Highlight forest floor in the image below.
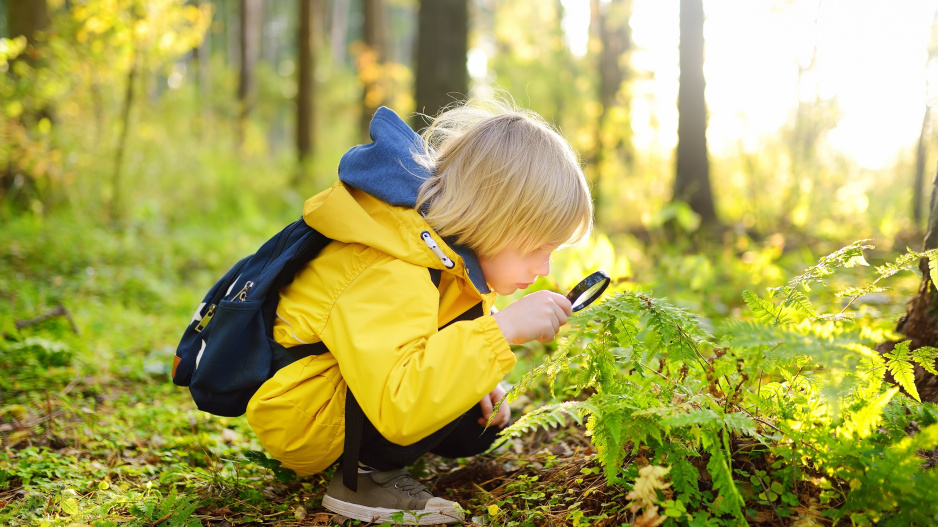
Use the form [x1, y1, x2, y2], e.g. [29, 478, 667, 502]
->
[0, 362, 834, 527]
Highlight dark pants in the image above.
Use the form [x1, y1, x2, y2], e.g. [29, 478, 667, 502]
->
[357, 404, 504, 471]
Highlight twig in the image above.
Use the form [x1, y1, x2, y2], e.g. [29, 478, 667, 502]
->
[151, 512, 173, 526]
[14, 304, 79, 334]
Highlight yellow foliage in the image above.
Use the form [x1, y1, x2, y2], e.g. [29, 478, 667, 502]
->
[626, 465, 671, 507]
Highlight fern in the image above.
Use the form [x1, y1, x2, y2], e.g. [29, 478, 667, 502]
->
[743, 289, 791, 326]
[496, 400, 591, 441]
[885, 341, 919, 402]
[781, 288, 819, 318]
[130, 488, 200, 527]
[912, 345, 938, 376]
[771, 240, 872, 293]
[835, 285, 888, 298]
[704, 429, 745, 518]
[493, 242, 938, 521]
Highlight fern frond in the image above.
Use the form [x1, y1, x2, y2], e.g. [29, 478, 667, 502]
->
[874, 248, 938, 280]
[722, 412, 759, 437]
[705, 429, 745, 517]
[885, 341, 919, 402]
[496, 400, 592, 441]
[771, 240, 873, 293]
[834, 285, 887, 299]
[815, 313, 855, 324]
[912, 346, 938, 376]
[782, 289, 819, 318]
[660, 408, 721, 428]
[742, 290, 791, 326]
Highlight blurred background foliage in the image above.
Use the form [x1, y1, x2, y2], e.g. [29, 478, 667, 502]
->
[1, 0, 936, 373]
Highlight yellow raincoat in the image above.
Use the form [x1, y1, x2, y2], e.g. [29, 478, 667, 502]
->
[246, 108, 516, 476]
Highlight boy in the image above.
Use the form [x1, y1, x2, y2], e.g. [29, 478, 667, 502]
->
[246, 98, 593, 524]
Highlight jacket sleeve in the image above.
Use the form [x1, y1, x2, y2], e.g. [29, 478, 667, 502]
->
[319, 253, 516, 446]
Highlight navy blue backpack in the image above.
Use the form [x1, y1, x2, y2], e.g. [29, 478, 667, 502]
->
[172, 217, 478, 490]
[171, 218, 332, 417]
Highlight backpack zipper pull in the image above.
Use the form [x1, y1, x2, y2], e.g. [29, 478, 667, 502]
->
[234, 281, 255, 301]
[194, 304, 216, 333]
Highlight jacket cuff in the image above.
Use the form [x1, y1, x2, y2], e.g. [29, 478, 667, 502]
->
[478, 315, 516, 372]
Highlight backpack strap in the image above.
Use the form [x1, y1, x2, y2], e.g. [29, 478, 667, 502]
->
[341, 266, 448, 491]
[343, 388, 366, 491]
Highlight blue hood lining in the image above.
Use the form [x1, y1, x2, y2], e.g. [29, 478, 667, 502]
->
[338, 107, 490, 295]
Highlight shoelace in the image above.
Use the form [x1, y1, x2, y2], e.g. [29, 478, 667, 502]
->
[391, 475, 428, 497]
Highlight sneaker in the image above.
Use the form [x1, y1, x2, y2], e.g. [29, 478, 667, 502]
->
[322, 467, 465, 525]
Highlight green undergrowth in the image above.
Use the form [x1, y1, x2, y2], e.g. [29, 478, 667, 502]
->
[3, 206, 938, 526]
[496, 241, 938, 525]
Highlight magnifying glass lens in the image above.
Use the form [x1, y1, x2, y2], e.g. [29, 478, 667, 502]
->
[566, 271, 611, 312]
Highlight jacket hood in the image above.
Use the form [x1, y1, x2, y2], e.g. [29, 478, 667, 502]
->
[306, 107, 489, 294]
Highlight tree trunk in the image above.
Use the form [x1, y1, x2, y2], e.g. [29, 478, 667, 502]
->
[238, 0, 262, 154]
[296, 0, 316, 170]
[7, 0, 49, 44]
[3, 0, 51, 201]
[359, 0, 387, 142]
[879, 165, 938, 402]
[589, 0, 631, 227]
[674, 0, 717, 227]
[330, 0, 350, 66]
[110, 37, 138, 226]
[195, 0, 212, 138]
[414, 0, 468, 122]
[913, 106, 930, 229]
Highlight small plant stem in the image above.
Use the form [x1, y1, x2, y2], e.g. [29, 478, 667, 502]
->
[755, 369, 764, 418]
[752, 469, 783, 524]
[785, 366, 805, 397]
[774, 289, 796, 325]
[151, 512, 173, 526]
[44, 390, 53, 441]
[839, 275, 885, 315]
[793, 441, 799, 496]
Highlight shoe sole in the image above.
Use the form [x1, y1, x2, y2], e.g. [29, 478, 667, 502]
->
[322, 494, 464, 525]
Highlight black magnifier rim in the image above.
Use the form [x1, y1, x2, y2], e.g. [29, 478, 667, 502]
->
[566, 270, 611, 312]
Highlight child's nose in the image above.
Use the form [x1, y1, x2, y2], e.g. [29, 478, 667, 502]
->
[532, 257, 551, 278]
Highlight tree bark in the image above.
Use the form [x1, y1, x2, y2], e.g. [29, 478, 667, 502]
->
[879, 165, 938, 402]
[589, 0, 631, 226]
[414, 0, 468, 122]
[913, 107, 930, 229]
[7, 0, 49, 44]
[674, 0, 717, 227]
[238, 0, 262, 154]
[359, 0, 387, 142]
[195, 0, 212, 138]
[3, 0, 51, 201]
[297, 0, 316, 169]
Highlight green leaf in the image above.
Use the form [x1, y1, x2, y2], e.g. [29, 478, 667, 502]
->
[661, 408, 720, 428]
[912, 346, 938, 376]
[742, 290, 790, 326]
[885, 341, 920, 402]
[61, 497, 80, 516]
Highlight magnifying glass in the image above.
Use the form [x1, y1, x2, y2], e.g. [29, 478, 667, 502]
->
[565, 270, 611, 312]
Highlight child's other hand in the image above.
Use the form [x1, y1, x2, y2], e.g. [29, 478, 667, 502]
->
[478, 384, 510, 428]
[492, 290, 572, 344]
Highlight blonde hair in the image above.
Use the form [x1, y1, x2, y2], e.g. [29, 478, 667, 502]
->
[415, 98, 593, 257]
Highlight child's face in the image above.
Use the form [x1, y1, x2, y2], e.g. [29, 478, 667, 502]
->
[478, 243, 556, 296]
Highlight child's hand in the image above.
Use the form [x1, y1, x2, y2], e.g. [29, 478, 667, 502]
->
[492, 290, 572, 344]
[478, 384, 510, 428]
